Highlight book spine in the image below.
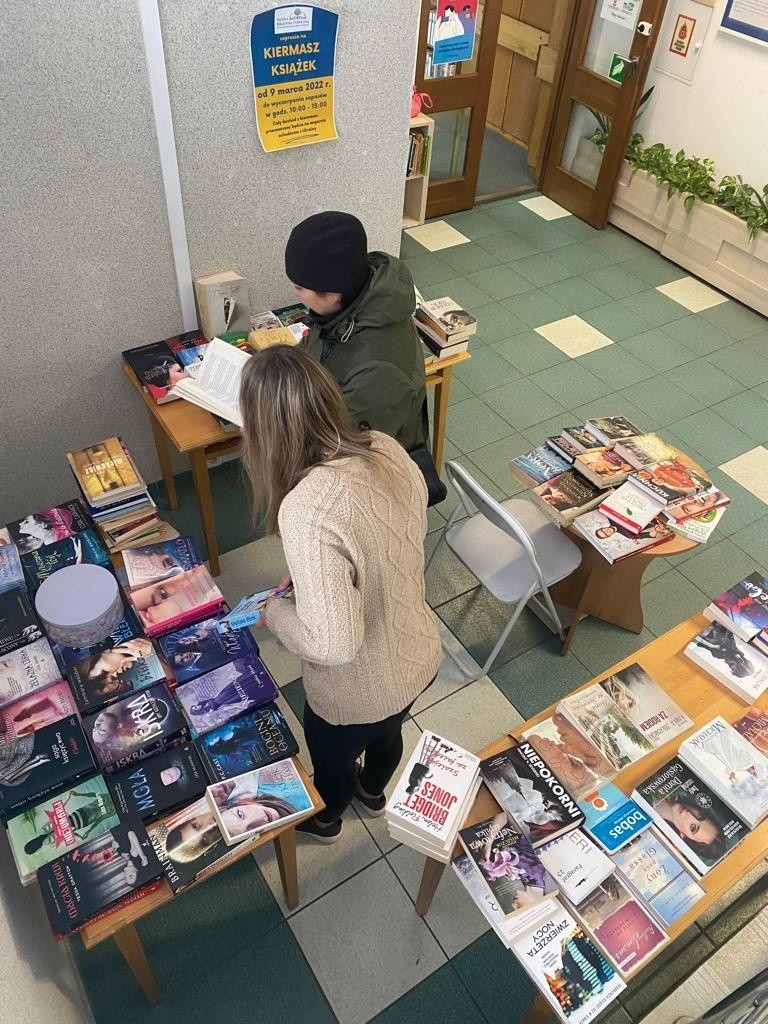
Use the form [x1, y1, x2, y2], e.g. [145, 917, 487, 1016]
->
[55, 879, 166, 938]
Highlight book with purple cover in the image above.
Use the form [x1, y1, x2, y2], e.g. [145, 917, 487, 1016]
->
[175, 657, 278, 735]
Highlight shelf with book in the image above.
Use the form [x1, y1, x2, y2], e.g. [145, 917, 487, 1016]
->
[403, 113, 434, 229]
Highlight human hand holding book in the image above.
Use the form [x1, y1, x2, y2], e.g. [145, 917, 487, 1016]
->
[216, 577, 294, 631]
[170, 337, 251, 426]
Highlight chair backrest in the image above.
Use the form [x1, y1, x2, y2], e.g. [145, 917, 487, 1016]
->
[444, 460, 550, 589]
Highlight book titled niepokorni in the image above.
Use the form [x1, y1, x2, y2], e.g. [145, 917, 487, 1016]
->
[5, 499, 91, 556]
[67, 638, 167, 716]
[107, 744, 207, 822]
[123, 537, 203, 591]
[0, 637, 61, 709]
[38, 816, 162, 936]
[175, 657, 278, 736]
[0, 543, 24, 595]
[479, 742, 584, 847]
[0, 715, 96, 821]
[197, 702, 299, 781]
[21, 529, 111, 593]
[159, 616, 260, 686]
[50, 599, 144, 671]
[82, 683, 187, 774]
[0, 587, 44, 655]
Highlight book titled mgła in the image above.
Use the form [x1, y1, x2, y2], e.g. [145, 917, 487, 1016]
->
[159, 616, 260, 686]
[82, 683, 187, 774]
[197, 702, 299, 782]
[128, 565, 225, 636]
[175, 656, 278, 735]
[67, 636, 167, 716]
[107, 744, 207, 823]
[206, 758, 312, 845]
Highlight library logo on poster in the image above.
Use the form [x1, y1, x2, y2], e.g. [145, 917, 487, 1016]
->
[275, 5, 313, 32]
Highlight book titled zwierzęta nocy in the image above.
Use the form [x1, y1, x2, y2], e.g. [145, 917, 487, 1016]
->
[107, 744, 207, 823]
[480, 742, 584, 847]
[0, 587, 44, 655]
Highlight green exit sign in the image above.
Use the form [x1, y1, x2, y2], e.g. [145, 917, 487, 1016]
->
[609, 52, 626, 82]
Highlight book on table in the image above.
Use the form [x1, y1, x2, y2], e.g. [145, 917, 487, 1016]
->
[195, 702, 299, 782]
[175, 656, 279, 735]
[122, 536, 203, 591]
[21, 529, 111, 593]
[5, 499, 91, 556]
[612, 433, 678, 469]
[416, 297, 477, 339]
[249, 310, 283, 331]
[572, 510, 673, 563]
[546, 435, 581, 464]
[561, 425, 604, 453]
[168, 333, 209, 367]
[733, 706, 768, 755]
[147, 795, 238, 894]
[128, 564, 225, 637]
[573, 449, 632, 489]
[704, 572, 768, 642]
[479, 742, 585, 847]
[531, 471, 604, 527]
[537, 830, 614, 905]
[577, 784, 653, 854]
[629, 460, 711, 506]
[0, 681, 78, 743]
[557, 686, 655, 773]
[0, 543, 24, 595]
[247, 326, 301, 351]
[49, 598, 144, 671]
[37, 816, 163, 937]
[159, 615, 261, 687]
[169, 337, 251, 426]
[412, 319, 469, 359]
[65, 437, 145, 508]
[509, 446, 571, 488]
[0, 587, 45, 655]
[521, 715, 616, 799]
[678, 716, 768, 829]
[683, 621, 768, 703]
[122, 333, 205, 403]
[511, 903, 625, 1023]
[611, 826, 704, 928]
[205, 757, 313, 846]
[107, 743, 208, 823]
[631, 757, 750, 875]
[597, 481, 664, 535]
[669, 506, 726, 544]
[584, 416, 643, 446]
[0, 636, 62, 709]
[596, 663, 691, 748]
[664, 486, 730, 523]
[66, 637, 168, 716]
[272, 302, 310, 328]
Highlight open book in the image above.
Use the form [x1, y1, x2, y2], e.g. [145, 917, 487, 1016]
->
[170, 337, 250, 426]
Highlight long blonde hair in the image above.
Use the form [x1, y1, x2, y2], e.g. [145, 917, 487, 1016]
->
[240, 345, 378, 533]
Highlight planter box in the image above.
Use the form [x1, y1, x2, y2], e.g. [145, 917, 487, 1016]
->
[609, 164, 768, 318]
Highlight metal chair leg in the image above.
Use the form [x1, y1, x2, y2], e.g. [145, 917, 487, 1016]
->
[475, 599, 528, 680]
[538, 585, 565, 642]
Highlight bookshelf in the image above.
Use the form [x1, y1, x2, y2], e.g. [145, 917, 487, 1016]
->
[402, 113, 434, 229]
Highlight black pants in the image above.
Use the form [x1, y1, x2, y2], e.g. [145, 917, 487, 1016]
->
[303, 683, 432, 823]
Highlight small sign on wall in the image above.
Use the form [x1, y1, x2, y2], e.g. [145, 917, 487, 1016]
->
[721, 0, 768, 45]
[669, 13, 697, 55]
[654, 0, 713, 82]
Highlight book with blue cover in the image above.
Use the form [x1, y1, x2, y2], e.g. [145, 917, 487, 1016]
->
[0, 587, 44, 655]
[175, 657, 279, 735]
[67, 637, 167, 715]
[509, 445, 571, 488]
[21, 529, 111, 592]
[578, 784, 652, 854]
[196, 702, 299, 781]
[159, 616, 260, 686]
[123, 537, 203, 591]
[206, 757, 312, 844]
[611, 827, 704, 927]
[0, 543, 24, 595]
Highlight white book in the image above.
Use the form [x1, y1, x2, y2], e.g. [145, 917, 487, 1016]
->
[598, 482, 663, 535]
[205, 758, 313, 845]
[387, 776, 482, 861]
[596, 663, 691, 748]
[684, 621, 768, 703]
[538, 831, 614, 905]
[171, 337, 250, 426]
[678, 716, 768, 829]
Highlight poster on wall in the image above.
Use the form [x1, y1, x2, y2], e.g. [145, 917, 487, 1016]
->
[250, 5, 338, 153]
[432, 0, 477, 65]
[600, 0, 643, 30]
[721, 0, 768, 45]
[654, 0, 713, 82]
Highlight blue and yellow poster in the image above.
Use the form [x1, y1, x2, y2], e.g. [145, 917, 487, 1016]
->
[432, 0, 477, 65]
[250, 5, 338, 153]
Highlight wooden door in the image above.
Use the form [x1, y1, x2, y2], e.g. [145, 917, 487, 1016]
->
[415, 0, 504, 218]
[540, 0, 667, 227]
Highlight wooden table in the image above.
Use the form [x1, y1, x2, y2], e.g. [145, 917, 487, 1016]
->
[414, 612, 768, 1022]
[79, 757, 323, 1006]
[124, 351, 469, 576]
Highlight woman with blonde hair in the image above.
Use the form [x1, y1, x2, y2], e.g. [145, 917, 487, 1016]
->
[240, 345, 441, 842]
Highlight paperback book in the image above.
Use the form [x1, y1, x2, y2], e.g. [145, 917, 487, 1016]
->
[6, 500, 91, 556]
[573, 510, 674, 563]
[0, 681, 78, 742]
[216, 583, 293, 630]
[159, 616, 260, 686]
[631, 758, 750, 874]
[20, 529, 110, 592]
[7, 776, 120, 885]
[123, 537, 203, 591]
[573, 449, 632, 489]
[121, 338, 190, 403]
[66, 438, 144, 508]
[684, 621, 768, 703]
[522, 714, 615, 798]
[196, 702, 299, 781]
[561, 426, 604, 453]
[169, 338, 250, 426]
[108, 744, 207, 823]
[38, 816, 162, 937]
[538, 830, 614, 905]
[175, 657, 278, 735]
[479, 742, 584, 847]
[629, 460, 710, 506]
[679, 716, 768, 829]
[0, 715, 95, 821]
[0, 587, 44, 655]
[417, 297, 477, 338]
[576, 874, 667, 976]
[0, 637, 61, 708]
[584, 417, 643, 445]
[0, 543, 24, 595]
[67, 636, 167, 715]
[128, 564, 225, 636]
[206, 758, 313, 845]
[509, 446, 571, 488]
[167, 333, 208, 366]
[611, 827, 704, 928]
[511, 905, 625, 1023]
[597, 482, 664, 535]
[531, 471, 604, 527]
[557, 687, 654, 772]
[577, 784, 652, 854]
[546, 435, 581, 464]
[596, 663, 691, 747]
[612, 433, 678, 470]
[272, 302, 310, 327]
[704, 572, 768, 642]
[49, 600, 144, 671]
[147, 795, 235, 893]
[664, 487, 730, 523]
[669, 506, 725, 544]
[82, 683, 187, 774]
[733, 706, 768, 754]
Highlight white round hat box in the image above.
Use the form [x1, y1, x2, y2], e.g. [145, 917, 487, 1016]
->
[35, 564, 122, 648]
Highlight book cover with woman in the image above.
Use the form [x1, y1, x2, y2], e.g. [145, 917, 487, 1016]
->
[175, 656, 277, 735]
[206, 758, 312, 845]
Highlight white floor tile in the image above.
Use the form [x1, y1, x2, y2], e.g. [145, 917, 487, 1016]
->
[519, 196, 572, 221]
[719, 445, 768, 505]
[289, 859, 445, 1024]
[656, 276, 729, 312]
[414, 674, 523, 751]
[406, 220, 470, 251]
[535, 315, 614, 358]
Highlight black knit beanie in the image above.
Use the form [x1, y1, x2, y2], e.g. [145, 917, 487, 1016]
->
[285, 211, 369, 295]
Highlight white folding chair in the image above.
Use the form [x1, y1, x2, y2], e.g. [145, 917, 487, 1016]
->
[426, 460, 582, 681]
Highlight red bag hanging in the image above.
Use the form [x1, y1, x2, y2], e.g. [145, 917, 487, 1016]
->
[410, 88, 434, 118]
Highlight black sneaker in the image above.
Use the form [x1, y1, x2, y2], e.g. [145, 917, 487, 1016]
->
[353, 770, 387, 818]
[295, 815, 343, 844]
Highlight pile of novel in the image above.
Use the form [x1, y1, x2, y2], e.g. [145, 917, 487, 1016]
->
[66, 437, 161, 551]
[412, 296, 477, 360]
[385, 732, 480, 860]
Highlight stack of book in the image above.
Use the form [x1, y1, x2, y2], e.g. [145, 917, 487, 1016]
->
[412, 296, 477, 360]
[385, 732, 481, 861]
[65, 437, 161, 551]
[122, 330, 209, 404]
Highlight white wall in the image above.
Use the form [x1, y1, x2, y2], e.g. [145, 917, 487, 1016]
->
[641, 0, 768, 186]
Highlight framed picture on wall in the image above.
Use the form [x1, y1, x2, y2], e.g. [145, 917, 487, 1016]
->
[721, 0, 768, 45]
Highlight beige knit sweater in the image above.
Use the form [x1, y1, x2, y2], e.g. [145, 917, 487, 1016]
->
[264, 431, 442, 725]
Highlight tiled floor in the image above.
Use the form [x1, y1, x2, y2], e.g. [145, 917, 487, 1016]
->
[74, 196, 768, 1023]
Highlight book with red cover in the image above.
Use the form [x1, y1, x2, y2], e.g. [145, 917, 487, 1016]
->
[128, 565, 225, 637]
[629, 460, 710, 506]
[576, 874, 668, 976]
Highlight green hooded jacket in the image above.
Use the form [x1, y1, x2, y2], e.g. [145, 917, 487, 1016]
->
[301, 252, 427, 451]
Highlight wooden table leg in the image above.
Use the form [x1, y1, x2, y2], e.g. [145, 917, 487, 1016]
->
[415, 856, 447, 916]
[189, 448, 220, 577]
[521, 993, 553, 1024]
[431, 366, 453, 475]
[273, 826, 299, 910]
[113, 923, 162, 1006]
[150, 415, 178, 511]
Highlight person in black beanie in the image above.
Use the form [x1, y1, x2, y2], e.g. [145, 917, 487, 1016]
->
[284, 211, 427, 452]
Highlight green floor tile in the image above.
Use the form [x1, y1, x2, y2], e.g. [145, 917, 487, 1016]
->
[621, 287, 689, 326]
[577, 345, 655, 390]
[619, 328, 697, 372]
[452, 931, 539, 1024]
[745, 329, 768, 356]
[443, 375, 473, 405]
[708, 469, 768, 536]
[466, 263, 534, 301]
[454, 346, 521, 394]
[399, 232, 427, 259]
[510, 251, 575, 287]
[521, 413, 581, 446]
[471, 301, 528, 344]
[580, 301, 653, 342]
[514, 221, 574, 251]
[492, 331, 569, 374]
[502, 291, 571, 328]
[476, 229, 540, 262]
[281, 676, 306, 724]
[404, 252, 455, 288]
[542, 275, 612, 314]
[640, 569, 710, 638]
[486, 377, 569, 432]
[557, 215, 603, 241]
[663, 315, 735, 355]
[666, 410, 754, 466]
[530, 361, 611, 404]
[622, 252, 685, 287]
[677, 538, 766, 596]
[567, 618, 655, 676]
[588, 231, 649, 263]
[445, 208, 507, 239]
[700, 299, 768, 339]
[446, 396, 517, 453]
[667, 359, 743, 405]
[436, 588, 552, 671]
[619, 376, 703, 426]
[713, 390, 768, 442]
[569, 393, 660, 434]
[731, 519, 768, 570]
[371, 964, 485, 1024]
[71, 935, 152, 1024]
[583, 265, 647, 300]
[425, 532, 481, 609]
[463, 433, 531, 494]
[706, 341, 768, 386]
[490, 636, 592, 718]
[555, 242, 614, 274]
[423, 275, 495, 311]
[438, 241, 500, 275]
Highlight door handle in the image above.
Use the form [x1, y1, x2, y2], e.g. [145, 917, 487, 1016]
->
[624, 56, 640, 79]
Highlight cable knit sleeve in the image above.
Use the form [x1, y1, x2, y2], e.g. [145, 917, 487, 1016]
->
[264, 472, 364, 667]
